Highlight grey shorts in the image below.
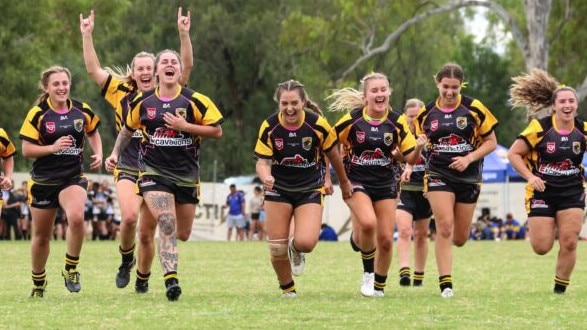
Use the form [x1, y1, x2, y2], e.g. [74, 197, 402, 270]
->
[227, 214, 246, 229]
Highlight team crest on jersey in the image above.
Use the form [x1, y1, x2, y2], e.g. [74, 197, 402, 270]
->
[456, 117, 467, 130]
[45, 122, 55, 134]
[175, 108, 187, 118]
[302, 137, 312, 151]
[383, 133, 393, 146]
[430, 120, 438, 131]
[356, 131, 365, 143]
[573, 142, 581, 154]
[546, 142, 556, 154]
[74, 119, 84, 132]
[275, 138, 284, 150]
[147, 107, 157, 120]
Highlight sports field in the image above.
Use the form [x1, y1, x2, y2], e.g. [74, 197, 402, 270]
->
[2, 239, 585, 329]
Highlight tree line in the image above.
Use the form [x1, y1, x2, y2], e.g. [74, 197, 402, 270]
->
[1, 0, 585, 181]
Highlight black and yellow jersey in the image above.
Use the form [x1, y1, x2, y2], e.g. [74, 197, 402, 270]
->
[254, 111, 336, 192]
[334, 107, 416, 189]
[125, 85, 224, 186]
[401, 150, 428, 191]
[0, 128, 16, 159]
[415, 94, 498, 184]
[517, 116, 587, 191]
[19, 98, 100, 183]
[101, 74, 141, 173]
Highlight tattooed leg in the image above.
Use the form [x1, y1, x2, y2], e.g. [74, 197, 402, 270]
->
[145, 192, 178, 274]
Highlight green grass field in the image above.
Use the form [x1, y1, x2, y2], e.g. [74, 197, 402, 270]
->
[1, 239, 585, 329]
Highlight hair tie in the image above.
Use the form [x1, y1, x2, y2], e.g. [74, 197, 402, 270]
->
[460, 82, 468, 89]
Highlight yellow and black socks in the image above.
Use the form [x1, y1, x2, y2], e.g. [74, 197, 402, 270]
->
[439, 275, 452, 292]
[413, 271, 425, 286]
[136, 270, 151, 283]
[374, 273, 387, 293]
[361, 248, 375, 274]
[164, 271, 179, 287]
[280, 281, 296, 295]
[64, 254, 79, 271]
[399, 267, 411, 286]
[119, 244, 135, 263]
[32, 269, 47, 287]
[554, 276, 569, 294]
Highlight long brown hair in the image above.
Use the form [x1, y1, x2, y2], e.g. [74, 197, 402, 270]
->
[274, 79, 323, 116]
[509, 68, 577, 117]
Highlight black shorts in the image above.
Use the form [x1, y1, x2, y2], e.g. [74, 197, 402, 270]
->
[137, 175, 199, 204]
[398, 189, 432, 220]
[264, 188, 323, 209]
[526, 185, 585, 217]
[251, 212, 261, 220]
[351, 182, 398, 202]
[425, 176, 480, 204]
[114, 169, 139, 184]
[29, 177, 89, 209]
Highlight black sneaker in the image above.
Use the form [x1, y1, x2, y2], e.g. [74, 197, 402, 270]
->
[30, 281, 47, 298]
[62, 269, 81, 293]
[116, 257, 136, 288]
[399, 276, 411, 287]
[135, 278, 149, 294]
[165, 279, 182, 301]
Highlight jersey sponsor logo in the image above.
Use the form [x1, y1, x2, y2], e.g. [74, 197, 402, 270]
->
[275, 138, 284, 150]
[573, 142, 581, 154]
[538, 159, 580, 176]
[356, 131, 365, 143]
[530, 199, 548, 209]
[279, 154, 316, 168]
[427, 177, 445, 187]
[32, 198, 51, 206]
[138, 177, 156, 188]
[147, 107, 157, 119]
[176, 108, 187, 118]
[302, 137, 312, 151]
[53, 135, 82, 155]
[412, 164, 426, 172]
[430, 120, 438, 132]
[149, 128, 192, 146]
[46, 122, 55, 134]
[350, 148, 390, 166]
[132, 130, 143, 138]
[456, 117, 467, 130]
[163, 103, 171, 109]
[383, 133, 393, 146]
[433, 133, 473, 153]
[546, 142, 555, 153]
[74, 119, 84, 132]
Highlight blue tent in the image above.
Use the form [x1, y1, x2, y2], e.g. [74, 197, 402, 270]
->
[482, 144, 510, 183]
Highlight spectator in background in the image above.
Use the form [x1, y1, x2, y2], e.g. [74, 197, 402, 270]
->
[225, 184, 246, 241]
[502, 213, 525, 240]
[319, 223, 338, 241]
[248, 186, 265, 241]
[17, 181, 31, 240]
[2, 181, 23, 240]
